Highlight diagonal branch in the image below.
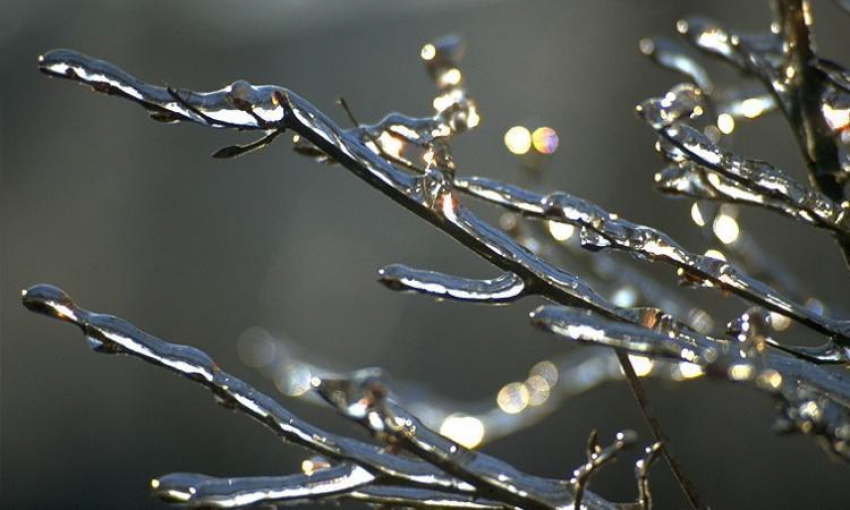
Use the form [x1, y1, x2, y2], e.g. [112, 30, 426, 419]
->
[20, 284, 475, 495]
[454, 174, 850, 361]
[313, 371, 617, 510]
[677, 2, 849, 203]
[530, 304, 850, 460]
[152, 465, 505, 509]
[38, 46, 704, 509]
[638, 84, 850, 240]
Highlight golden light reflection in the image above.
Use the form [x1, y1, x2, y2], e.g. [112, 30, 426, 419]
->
[690, 202, 706, 227]
[466, 106, 481, 128]
[497, 382, 530, 414]
[823, 103, 850, 131]
[694, 27, 730, 54]
[440, 192, 458, 221]
[704, 249, 726, 262]
[757, 369, 783, 390]
[433, 90, 462, 111]
[420, 44, 436, 61]
[799, 401, 822, 422]
[531, 127, 559, 154]
[530, 360, 559, 386]
[547, 220, 575, 241]
[377, 131, 405, 159]
[301, 457, 331, 476]
[785, 65, 797, 80]
[717, 113, 736, 134]
[741, 98, 767, 119]
[627, 355, 654, 377]
[728, 364, 755, 381]
[440, 68, 463, 87]
[769, 312, 792, 331]
[713, 214, 740, 244]
[423, 149, 435, 165]
[504, 126, 532, 155]
[440, 414, 485, 448]
[677, 362, 704, 380]
[525, 375, 551, 407]
[150, 478, 161, 489]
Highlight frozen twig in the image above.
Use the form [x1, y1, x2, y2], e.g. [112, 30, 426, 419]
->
[152, 466, 506, 509]
[570, 430, 636, 510]
[531, 305, 850, 460]
[253, 328, 710, 452]
[313, 370, 616, 510]
[22, 283, 630, 510]
[21, 285, 478, 494]
[28, 283, 657, 509]
[639, 84, 850, 240]
[378, 264, 525, 304]
[454, 174, 850, 361]
[37, 44, 707, 508]
[634, 443, 663, 510]
[677, 1, 850, 205]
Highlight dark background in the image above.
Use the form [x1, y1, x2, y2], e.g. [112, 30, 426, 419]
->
[4, 1, 850, 508]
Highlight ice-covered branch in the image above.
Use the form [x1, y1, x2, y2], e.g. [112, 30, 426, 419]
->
[639, 36, 713, 94]
[38, 42, 714, 508]
[638, 84, 850, 240]
[634, 442, 663, 510]
[571, 430, 637, 510]
[152, 464, 371, 508]
[152, 466, 504, 510]
[37, 50, 647, 327]
[677, 2, 850, 203]
[20, 285, 478, 495]
[531, 305, 850, 459]
[378, 264, 525, 304]
[23, 284, 639, 510]
[313, 371, 616, 510]
[251, 330, 706, 450]
[454, 174, 850, 361]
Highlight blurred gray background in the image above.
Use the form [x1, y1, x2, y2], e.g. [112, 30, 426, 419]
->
[4, 1, 850, 508]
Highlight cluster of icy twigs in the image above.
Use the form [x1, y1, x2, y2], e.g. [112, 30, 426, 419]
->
[25, 1, 850, 508]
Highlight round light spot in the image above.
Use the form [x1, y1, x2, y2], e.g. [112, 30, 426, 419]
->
[497, 382, 530, 414]
[690, 202, 706, 227]
[529, 360, 559, 386]
[440, 415, 485, 448]
[504, 126, 532, 155]
[420, 44, 436, 61]
[237, 327, 276, 368]
[532, 127, 559, 154]
[713, 214, 740, 244]
[717, 113, 735, 134]
[547, 220, 575, 241]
